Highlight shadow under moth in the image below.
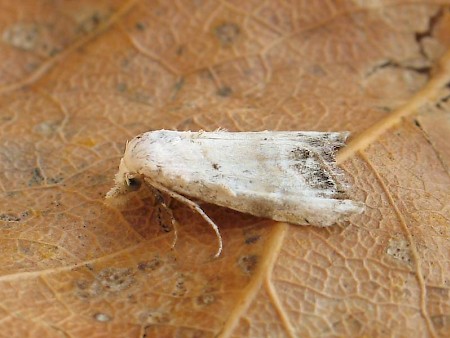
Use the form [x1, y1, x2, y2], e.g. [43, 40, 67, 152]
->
[106, 130, 364, 257]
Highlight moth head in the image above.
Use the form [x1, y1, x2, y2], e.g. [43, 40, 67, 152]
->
[117, 158, 143, 192]
[105, 158, 143, 203]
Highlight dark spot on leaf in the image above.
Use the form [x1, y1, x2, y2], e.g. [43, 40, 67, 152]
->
[172, 274, 187, 297]
[307, 64, 326, 76]
[176, 45, 184, 56]
[172, 77, 185, 99]
[78, 12, 103, 33]
[212, 163, 220, 170]
[237, 255, 259, 275]
[138, 257, 162, 272]
[96, 267, 135, 292]
[214, 22, 240, 46]
[431, 314, 450, 331]
[217, 86, 232, 97]
[175, 77, 185, 90]
[245, 235, 260, 244]
[117, 82, 127, 92]
[48, 175, 64, 184]
[29, 167, 45, 186]
[0, 210, 30, 223]
[135, 22, 145, 31]
[0, 214, 21, 222]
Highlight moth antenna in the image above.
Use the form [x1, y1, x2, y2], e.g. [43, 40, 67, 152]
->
[144, 178, 223, 258]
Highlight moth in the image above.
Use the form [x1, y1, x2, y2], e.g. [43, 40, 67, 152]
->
[106, 130, 364, 257]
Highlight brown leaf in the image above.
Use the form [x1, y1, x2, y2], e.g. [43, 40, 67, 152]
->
[0, 1, 449, 337]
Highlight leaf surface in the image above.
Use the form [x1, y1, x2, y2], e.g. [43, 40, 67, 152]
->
[0, 1, 449, 337]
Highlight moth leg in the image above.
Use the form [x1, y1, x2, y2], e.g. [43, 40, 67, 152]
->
[160, 201, 179, 250]
[149, 186, 179, 250]
[144, 178, 223, 258]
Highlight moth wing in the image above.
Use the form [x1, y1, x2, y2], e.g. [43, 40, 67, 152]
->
[126, 130, 363, 226]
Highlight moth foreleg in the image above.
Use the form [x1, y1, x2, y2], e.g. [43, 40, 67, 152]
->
[149, 186, 179, 250]
[144, 178, 223, 258]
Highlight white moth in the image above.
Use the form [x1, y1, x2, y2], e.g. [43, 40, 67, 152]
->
[106, 130, 364, 257]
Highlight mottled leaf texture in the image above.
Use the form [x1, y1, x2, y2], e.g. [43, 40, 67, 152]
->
[0, 1, 449, 337]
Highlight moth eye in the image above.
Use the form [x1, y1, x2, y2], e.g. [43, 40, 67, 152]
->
[126, 177, 142, 191]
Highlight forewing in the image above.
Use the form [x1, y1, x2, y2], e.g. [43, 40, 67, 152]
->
[145, 131, 349, 196]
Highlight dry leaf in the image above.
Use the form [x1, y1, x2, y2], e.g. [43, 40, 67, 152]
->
[0, 1, 449, 337]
